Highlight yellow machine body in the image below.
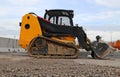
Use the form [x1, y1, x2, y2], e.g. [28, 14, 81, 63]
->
[19, 14, 75, 50]
[19, 14, 42, 49]
[19, 9, 111, 59]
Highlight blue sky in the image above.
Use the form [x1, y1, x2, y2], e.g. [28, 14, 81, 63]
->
[0, 0, 120, 41]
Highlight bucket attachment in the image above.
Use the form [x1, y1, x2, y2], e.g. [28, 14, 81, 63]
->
[91, 41, 110, 59]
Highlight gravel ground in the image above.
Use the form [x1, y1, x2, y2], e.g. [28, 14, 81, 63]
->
[0, 52, 120, 77]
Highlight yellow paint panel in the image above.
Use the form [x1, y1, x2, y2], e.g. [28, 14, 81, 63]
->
[19, 14, 42, 49]
[51, 36, 75, 44]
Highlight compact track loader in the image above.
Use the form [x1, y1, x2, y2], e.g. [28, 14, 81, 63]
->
[19, 9, 109, 59]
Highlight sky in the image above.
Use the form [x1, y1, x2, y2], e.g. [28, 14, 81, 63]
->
[0, 0, 120, 41]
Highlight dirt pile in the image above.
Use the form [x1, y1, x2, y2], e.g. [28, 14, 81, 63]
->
[0, 55, 120, 77]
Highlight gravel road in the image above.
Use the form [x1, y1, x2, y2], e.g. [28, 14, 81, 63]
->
[0, 52, 120, 77]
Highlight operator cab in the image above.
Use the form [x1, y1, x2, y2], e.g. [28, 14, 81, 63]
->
[44, 9, 74, 26]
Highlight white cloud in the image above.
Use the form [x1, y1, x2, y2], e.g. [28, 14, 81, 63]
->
[7, 0, 58, 9]
[88, 0, 120, 7]
[0, 19, 19, 31]
[0, 6, 9, 16]
[0, 5, 38, 17]
[96, 0, 120, 7]
[0, 0, 58, 17]
[75, 10, 120, 23]
[7, 0, 39, 6]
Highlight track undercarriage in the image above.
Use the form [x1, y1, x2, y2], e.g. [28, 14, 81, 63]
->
[27, 36, 79, 59]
